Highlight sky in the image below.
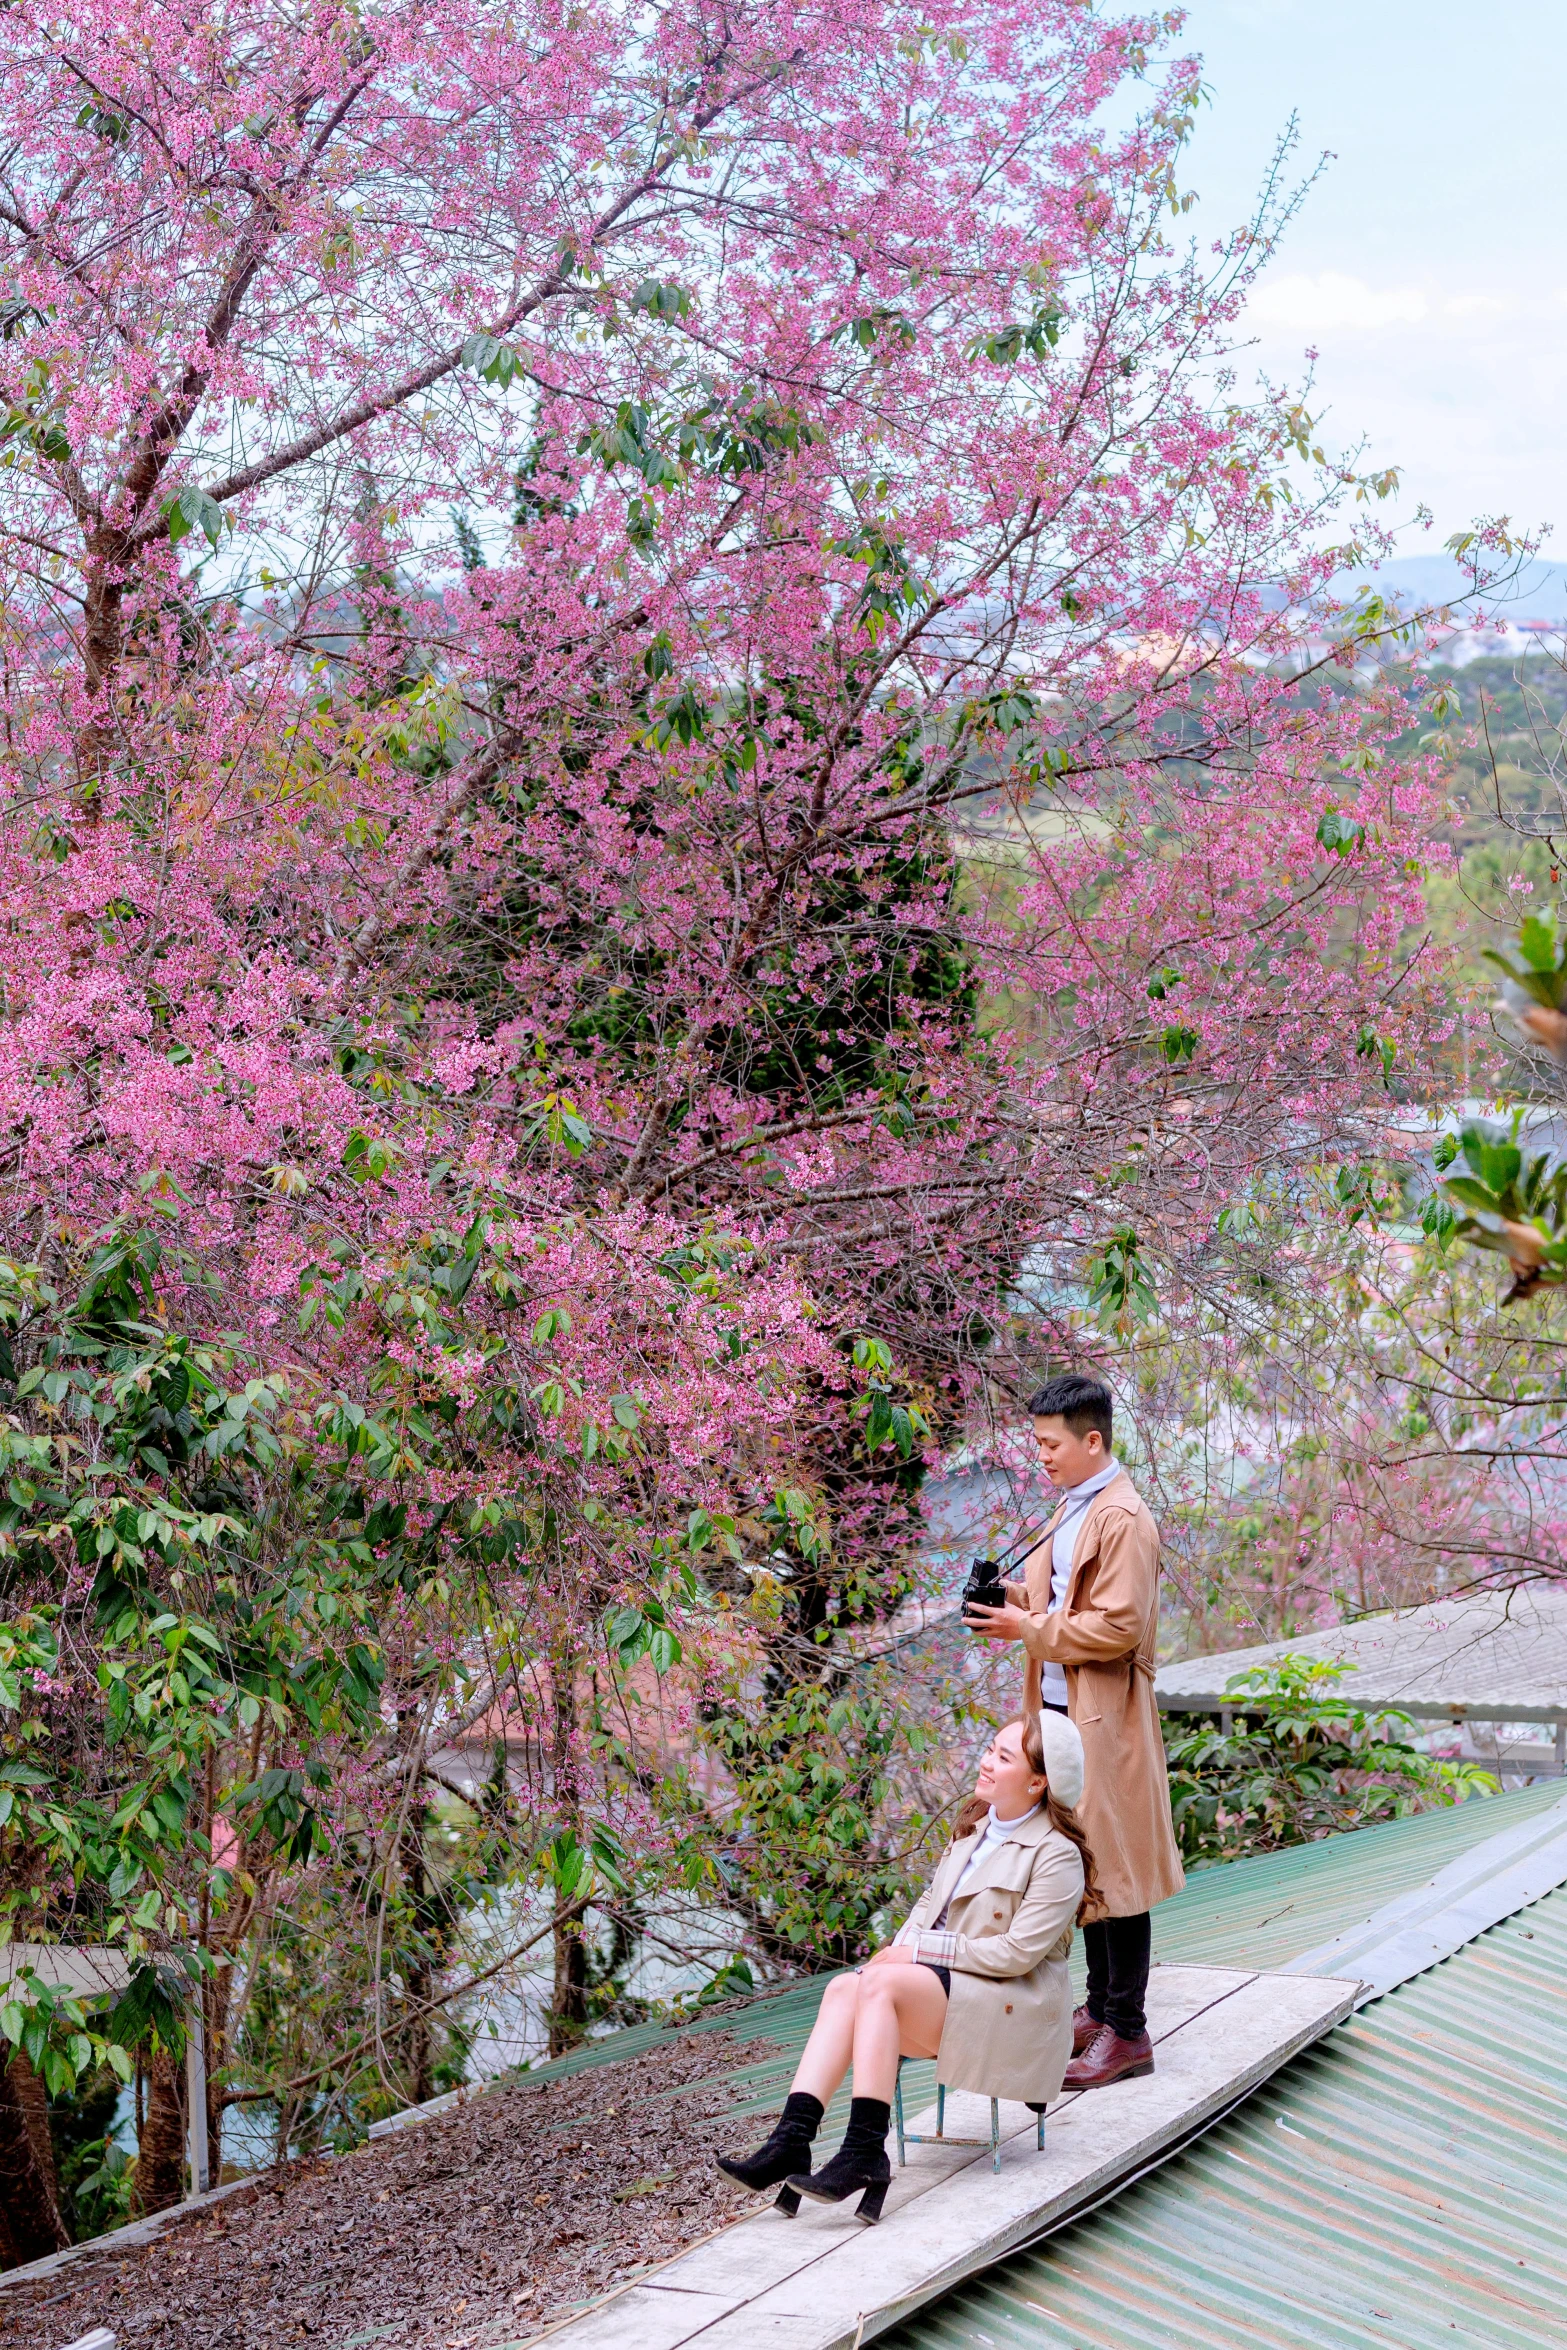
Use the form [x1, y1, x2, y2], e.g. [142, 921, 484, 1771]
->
[1161, 0, 1566, 553]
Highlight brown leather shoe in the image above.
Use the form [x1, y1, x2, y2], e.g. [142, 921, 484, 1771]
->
[1071, 2003, 1101, 2056]
[1062, 2025, 1155, 2090]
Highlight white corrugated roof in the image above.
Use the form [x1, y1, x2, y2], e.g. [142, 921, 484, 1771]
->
[0, 1944, 131, 1998]
[1156, 1584, 1567, 1721]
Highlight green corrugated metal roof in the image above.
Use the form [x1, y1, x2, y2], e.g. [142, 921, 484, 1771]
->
[880, 1784, 1567, 2350]
[1146, 1775, 1565, 1971]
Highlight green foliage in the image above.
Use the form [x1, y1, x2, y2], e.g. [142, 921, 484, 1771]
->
[1355, 1026, 1395, 1086]
[966, 304, 1061, 364]
[1315, 808, 1365, 857]
[1483, 908, 1567, 1013]
[696, 1672, 931, 1964]
[0, 1217, 498, 2092]
[1164, 1657, 1494, 1865]
[1085, 1226, 1157, 1327]
[0, 1967, 136, 2101]
[460, 332, 526, 389]
[47, 2061, 133, 2238]
[831, 521, 930, 635]
[628, 277, 693, 322]
[836, 308, 917, 352]
[1436, 1113, 1567, 1298]
[688, 1952, 756, 2009]
[163, 485, 228, 548]
[852, 1337, 930, 1461]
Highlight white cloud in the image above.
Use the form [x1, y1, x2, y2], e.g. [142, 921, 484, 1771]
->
[1234, 280, 1567, 541]
[1249, 271, 1429, 332]
[1441, 293, 1512, 320]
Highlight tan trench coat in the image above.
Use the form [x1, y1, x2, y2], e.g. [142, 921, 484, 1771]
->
[1011, 1470, 1185, 1921]
[893, 1810, 1082, 2105]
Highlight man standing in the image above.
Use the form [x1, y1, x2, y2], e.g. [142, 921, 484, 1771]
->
[967, 1372, 1183, 2088]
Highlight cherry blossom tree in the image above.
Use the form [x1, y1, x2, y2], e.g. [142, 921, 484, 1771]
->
[0, 0, 1465, 2228]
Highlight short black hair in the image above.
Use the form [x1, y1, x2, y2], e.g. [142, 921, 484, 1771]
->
[1026, 1374, 1112, 1445]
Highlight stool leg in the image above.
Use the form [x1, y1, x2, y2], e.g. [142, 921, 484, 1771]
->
[894, 2062, 906, 2167]
[990, 2099, 1001, 2174]
[1037, 2104, 1046, 2152]
[936, 2083, 945, 2141]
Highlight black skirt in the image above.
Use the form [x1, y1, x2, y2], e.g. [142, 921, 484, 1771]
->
[918, 1961, 952, 1996]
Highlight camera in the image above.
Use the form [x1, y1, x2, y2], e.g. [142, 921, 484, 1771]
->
[961, 1557, 1010, 1617]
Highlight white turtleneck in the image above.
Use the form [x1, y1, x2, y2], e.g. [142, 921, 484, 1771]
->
[932, 1801, 1041, 1926]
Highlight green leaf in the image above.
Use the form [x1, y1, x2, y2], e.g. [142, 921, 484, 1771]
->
[163, 486, 228, 550]
[1468, 1137, 1522, 1195]
[836, 308, 917, 352]
[1086, 1226, 1158, 1327]
[648, 1625, 681, 1674]
[629, 279, 692, 322]
[76, 101, 130, 143]
[1516, 914, 1561, 974]
[1315, 810, 1365, 856]
[460, 333, 525, 389]
[1441, 1175, 1508, 1215]
[968, 304, 1061, 365]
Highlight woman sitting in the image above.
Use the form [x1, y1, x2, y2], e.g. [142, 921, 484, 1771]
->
[717, 1710, 1093, 2223]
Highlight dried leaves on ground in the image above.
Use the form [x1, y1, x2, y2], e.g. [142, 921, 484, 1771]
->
[4, 2029, 780, 2350]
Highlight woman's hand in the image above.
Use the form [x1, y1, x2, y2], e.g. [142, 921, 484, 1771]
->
[963, 1600, 1032, 1644]
[864, 1943, 916, 1968]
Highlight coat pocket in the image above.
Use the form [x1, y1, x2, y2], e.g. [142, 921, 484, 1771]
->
[951, 1879, 1022, 1937]
[1073, 1661, 1128, 1726]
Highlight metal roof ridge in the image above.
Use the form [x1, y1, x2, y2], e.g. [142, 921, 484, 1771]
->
[1282, 1789, 1567, 2001]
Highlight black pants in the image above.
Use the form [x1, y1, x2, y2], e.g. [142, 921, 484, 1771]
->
[1082, 1913, 1151, 2040]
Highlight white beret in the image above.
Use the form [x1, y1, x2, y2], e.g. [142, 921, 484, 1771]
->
[1036, 1710, 1085, 1811]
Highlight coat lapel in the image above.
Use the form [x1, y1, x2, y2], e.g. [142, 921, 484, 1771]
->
[1061, 1470, 1137, 1607]
[920, 1836, 974, 1921]
[946, 1810, 1053, 1905]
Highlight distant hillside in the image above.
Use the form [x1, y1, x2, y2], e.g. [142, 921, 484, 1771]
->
[1333, 553, 1567, 623]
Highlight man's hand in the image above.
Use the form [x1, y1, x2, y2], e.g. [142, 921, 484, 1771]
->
[963, 1600, 1031, 1643]
[864, 1943, 915, 1968]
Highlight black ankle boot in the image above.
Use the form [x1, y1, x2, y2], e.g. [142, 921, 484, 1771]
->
[716, 2091, 824, 2215]
[786, 2097, 892, 2224]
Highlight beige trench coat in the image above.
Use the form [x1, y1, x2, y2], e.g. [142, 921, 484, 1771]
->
[893, 1810, 1083, 2105]
[1011, 1470, 1185, 1920]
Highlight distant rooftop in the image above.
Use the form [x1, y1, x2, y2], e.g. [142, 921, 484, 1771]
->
[1157, 1585, 1567, 1726]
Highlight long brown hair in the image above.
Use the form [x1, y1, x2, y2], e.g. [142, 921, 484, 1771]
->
[951, 1714, 1101, 1914]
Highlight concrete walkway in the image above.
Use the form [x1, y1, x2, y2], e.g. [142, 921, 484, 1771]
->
[541, 1963, 1356, 2350]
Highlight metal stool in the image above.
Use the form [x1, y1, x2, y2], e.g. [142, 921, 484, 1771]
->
[893, 2059, 1046, 2175]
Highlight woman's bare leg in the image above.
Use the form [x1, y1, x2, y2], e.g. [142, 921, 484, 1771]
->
[789, 1972, 862, 2104]
[850, 1966, 948, 2103]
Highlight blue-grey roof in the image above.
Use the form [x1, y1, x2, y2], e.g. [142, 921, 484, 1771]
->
[1156, 1587, 1567, 1724]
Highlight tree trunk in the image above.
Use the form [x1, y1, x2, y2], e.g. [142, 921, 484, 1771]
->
[399, 1804, 434, 2105]
[0, 2052, 69, 2264]
[549, 1910, 588, 2058]
[548, 1616, 589, 2058]
[131, 2046, 186, 2216]
[77, 526, 130, 794]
